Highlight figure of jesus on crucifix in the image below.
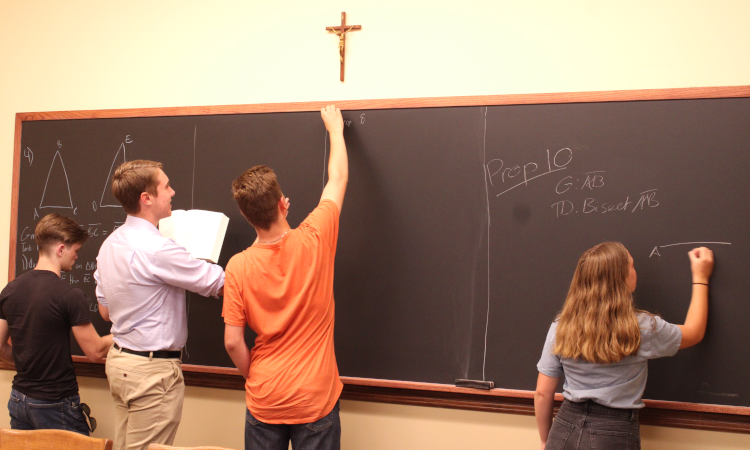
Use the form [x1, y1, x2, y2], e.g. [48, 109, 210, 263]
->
[326, 12, 361, 82]
[331, 27, 352, 64]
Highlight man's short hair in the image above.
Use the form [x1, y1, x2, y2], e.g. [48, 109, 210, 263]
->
[111, 160, 163, 214]
[35, 213, 88, 254]
[232, 165, 283, 230]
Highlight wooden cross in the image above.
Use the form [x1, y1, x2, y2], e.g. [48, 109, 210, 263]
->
[326, 12, 361, 82]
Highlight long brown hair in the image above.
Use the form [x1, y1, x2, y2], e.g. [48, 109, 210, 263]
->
[553, 242, 644, 363]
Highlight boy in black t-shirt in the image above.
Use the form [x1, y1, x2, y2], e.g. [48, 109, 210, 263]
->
[0, 214, 113, 435]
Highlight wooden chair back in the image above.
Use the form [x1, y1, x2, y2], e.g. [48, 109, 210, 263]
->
[148, 444, 238, 450]
[0, 428, 113, 450]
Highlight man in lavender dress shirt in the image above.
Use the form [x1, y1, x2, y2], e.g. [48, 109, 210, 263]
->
[94, 160, 224, 450]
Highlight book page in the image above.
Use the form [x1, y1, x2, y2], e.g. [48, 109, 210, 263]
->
[159, 210, 187, 246]
[160, 209, 229, 263]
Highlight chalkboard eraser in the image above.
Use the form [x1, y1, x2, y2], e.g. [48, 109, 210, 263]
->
[455, 379, 494, 390]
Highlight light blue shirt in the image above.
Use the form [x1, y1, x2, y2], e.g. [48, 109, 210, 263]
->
[537, 313, 682, 409]
[94, 215, 224, 351]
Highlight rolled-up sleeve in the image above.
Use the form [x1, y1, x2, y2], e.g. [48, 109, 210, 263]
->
[641, 315, 682, 359]
[94, 267, 107, 307]
[537, 322, 564, 378]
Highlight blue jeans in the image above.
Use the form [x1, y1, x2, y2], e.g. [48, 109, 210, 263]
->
[245, 401, 340, 450]
[8, 389, 90, 436]
[545, 400, 640, 450]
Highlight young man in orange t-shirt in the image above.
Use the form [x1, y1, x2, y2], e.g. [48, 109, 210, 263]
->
[223, 105, 348, 450]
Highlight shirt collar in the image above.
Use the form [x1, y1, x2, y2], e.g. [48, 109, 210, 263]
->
[124, 215, 162, 235]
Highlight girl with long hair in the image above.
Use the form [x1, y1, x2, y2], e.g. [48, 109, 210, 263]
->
[534, 242, 714, 450]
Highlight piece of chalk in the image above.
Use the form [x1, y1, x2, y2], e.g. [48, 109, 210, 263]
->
[455, 379, 495, 390]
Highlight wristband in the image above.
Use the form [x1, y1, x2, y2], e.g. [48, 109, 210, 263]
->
[692, 282, 709, 286]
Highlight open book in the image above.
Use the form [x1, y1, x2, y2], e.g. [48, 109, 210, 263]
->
[159, 210, 229, 264]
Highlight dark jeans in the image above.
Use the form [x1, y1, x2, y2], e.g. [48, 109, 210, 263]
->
[245, 401, 340, 450]
[8, 389, 90, 436]
[546, 399, 640, 450]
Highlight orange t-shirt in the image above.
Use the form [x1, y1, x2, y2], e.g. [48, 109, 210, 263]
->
[222, 200, 343, 424]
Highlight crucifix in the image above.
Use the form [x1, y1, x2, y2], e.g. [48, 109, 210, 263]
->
[326, 12, 361, 82]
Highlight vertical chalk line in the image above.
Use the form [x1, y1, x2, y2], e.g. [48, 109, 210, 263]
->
[482, 107, 490, 382]
[323, 130, 328, 191]
[192, 126, 196, 209]
[184, 292, 190, 359]
[185, 126, 197, 360]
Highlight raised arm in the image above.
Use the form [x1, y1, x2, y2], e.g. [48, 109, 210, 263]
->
[678, 247, 714, 349]
[320, 105, 348, 212]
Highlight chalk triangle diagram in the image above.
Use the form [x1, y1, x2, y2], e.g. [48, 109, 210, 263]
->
[39, 151, 74, 209]
[100, 143, 126, 207]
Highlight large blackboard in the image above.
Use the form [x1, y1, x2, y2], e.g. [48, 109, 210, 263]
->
[9, 88, 750, 414]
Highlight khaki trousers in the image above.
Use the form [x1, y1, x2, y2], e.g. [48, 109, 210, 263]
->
[105, 346, 184, 450]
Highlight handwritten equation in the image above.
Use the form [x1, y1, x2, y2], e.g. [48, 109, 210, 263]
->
[486, 148, 573, 197]
[17, 136, 135, 320]
[552, 183, 660, 218]
[485, 146, 661, 220]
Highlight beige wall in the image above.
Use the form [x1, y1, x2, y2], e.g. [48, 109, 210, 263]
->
[2, 1, 750, 449]
[1, 372, 750, 450]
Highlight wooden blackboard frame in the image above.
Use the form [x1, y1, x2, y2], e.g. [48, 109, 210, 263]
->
[7, 85, 750, 433]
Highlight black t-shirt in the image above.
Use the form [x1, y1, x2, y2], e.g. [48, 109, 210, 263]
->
[0, 270, 91, 401]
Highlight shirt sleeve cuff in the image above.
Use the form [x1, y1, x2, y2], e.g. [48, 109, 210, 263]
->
[537, 366, 563, 378]
[70, 318, 93, 327]
[211, 270, 226, 299]
[224, 319, 245, 327]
